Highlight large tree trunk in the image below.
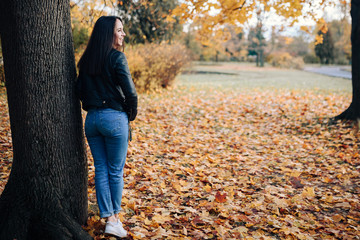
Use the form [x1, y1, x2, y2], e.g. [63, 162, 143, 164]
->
[0, 1, 91, 239]
[335, 0, 360, 120]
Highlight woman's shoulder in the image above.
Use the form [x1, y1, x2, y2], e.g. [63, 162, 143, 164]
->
[110, 48, 126, 59]
[109, 49, 128, 65]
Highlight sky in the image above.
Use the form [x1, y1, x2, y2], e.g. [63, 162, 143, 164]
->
[248, 1, 350, 40]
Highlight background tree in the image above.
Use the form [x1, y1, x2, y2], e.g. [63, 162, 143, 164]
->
[182, 26, 203, 60]
[329, 19, 352, 64]
[315, 28, 335, 64]
[0, 0, 91, 239]
[118, 0, 182, 44]
[70, 0, 117, 33]
[248, 21, 266, 67]
[287, 35, 311, 57]
[222, 25, 247, 61]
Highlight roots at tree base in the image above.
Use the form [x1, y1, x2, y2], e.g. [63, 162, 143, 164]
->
[334, 103, 360, 121]
[0, 181, 92, 240]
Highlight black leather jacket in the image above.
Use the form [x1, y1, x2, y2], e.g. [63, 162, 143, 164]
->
[76, 49, 138, 121]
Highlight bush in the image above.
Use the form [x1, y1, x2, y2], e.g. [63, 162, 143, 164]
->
[334, 56, 350, 65]
[268, 52, 304, 70]
[303, 54, 320, 64]
[126, 43, 190, 93]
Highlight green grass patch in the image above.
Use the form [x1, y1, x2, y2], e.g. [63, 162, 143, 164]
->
[177, 62, 352, 94]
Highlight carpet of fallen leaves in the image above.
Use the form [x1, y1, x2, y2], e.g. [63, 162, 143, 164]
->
[1, 77, 360, 239]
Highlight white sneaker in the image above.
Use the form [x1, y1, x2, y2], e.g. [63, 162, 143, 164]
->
[105, 219, 127, 238]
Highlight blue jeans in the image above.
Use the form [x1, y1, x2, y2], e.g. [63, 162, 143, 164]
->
[85, 108, 129, 218]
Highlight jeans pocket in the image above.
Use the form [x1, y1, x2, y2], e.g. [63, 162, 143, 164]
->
[100, 111, 127, 136]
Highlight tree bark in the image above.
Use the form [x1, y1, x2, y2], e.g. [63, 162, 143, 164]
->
[0, 1, 91, 239]
[335, 0, 360, 120]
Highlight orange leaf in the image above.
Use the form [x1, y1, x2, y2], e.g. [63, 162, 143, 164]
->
[215, 191, 227, 203]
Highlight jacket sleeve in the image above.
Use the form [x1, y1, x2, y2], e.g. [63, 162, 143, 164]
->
[113, 51, 138, 121]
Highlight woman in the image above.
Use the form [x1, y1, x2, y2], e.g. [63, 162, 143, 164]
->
[76, 16, 138, 238]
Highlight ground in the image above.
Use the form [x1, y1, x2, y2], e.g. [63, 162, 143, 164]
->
[0, 63, 359, 239]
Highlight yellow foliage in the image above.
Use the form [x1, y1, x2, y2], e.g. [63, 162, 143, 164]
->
[315, 34, 324, 45]
[300, 26, 312, 34]
[239, 49, 249, 61]
[268, 52, 304, 70]
[285, 37, 294, 45]
[70, 0, 117, 36]
[172, 0, 350, 45]
[126, 43, 190, 93]
[318, 18, 328, 34]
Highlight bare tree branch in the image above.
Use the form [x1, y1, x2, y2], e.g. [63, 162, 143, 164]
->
[233, 0, 246, 11]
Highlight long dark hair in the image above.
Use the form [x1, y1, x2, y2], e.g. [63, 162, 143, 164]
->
[77, 16, 123, 75]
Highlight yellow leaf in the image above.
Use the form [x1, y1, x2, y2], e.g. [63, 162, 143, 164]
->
[332, 214, 344, 222]
[152, 214, 172, 224]
[183, 226, 188, 235]
[315, 34, 323, 45]
[185, 148, 194, 155]
[290, 170, 302, 177]
[203, 185, 212, 192]
[234, 226, 248, 233]
[144, 218, 152, 225]
[302, 187, 315, 199]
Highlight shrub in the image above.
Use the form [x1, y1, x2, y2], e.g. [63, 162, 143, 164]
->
[303, 53, 320, 64]
[268, 52, 304, 70]
[334, 56, 350, 65]
[126, 42, 190, 93]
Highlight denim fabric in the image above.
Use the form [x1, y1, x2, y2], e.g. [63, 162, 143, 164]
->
[85, 108, 129, 218]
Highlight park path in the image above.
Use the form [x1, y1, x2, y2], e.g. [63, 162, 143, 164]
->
[304, 65, 352, 79]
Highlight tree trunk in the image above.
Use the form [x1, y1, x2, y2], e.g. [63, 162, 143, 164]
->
[0, 1, 91, 239]
[259, 49, 264, 67]
[335, 0, 360, 120]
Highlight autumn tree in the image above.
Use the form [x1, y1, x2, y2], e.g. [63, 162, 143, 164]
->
[70, 0, 117, 33]
[286, 35, 311, 57]
[183, 27, 203, 60]
[248, 23, 266, 67]
[315, 28, 335, 64]
[0, 0, 91, 239]
[329, 19, 352, 64]
[117, 0, 182, 44]
[222, 25, 247, 61]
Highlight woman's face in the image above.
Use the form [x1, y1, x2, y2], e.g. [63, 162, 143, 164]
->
[113, 19, 126, 48]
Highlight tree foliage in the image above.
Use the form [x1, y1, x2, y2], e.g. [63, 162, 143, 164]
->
[70, 0, 117, 33]
[117, 0, 182, 44]
[248, 22, 266, 67]
[173, 0, 347, 36]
